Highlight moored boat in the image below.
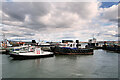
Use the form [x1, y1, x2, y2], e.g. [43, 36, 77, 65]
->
[51, 41, 93, 55]
[52, 46, 93, 55]
[85, 38, 99, 49]
[9, 47, 54, 59]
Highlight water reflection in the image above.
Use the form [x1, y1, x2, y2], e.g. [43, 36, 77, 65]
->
[55, 55, 78, 60]
[34, 59, 41, 67]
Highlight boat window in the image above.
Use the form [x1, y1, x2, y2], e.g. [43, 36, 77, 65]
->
[61, 44, 66, 46]
[15, 49, 20, 51]
[67, 44, 69, 46]
[70, 44, 72, 47]
[73, 44, 75, 47]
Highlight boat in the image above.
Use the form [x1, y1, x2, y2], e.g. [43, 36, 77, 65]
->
[52, 47, 93, 55]
[103, 44, 120, 53]
[9, 47, 54, 59]
[0, 38, 13, 54]
[51, 42, 93, 55]
[37, 41, 54, 51]
[0, 47, 7, 54]
[85, 38, 99, 49]
[10, 45, 29, 53]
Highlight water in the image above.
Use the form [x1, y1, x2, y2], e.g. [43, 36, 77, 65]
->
[1, 49, 119, 78]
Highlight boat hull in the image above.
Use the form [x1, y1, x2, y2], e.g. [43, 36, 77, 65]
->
[52, 47, 93, 55]
[9, 53, 54, 59]
[54, 52, 93, 55]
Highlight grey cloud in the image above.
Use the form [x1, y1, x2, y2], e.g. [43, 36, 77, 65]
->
[1, 2, 118, 41]
[54, 2, 98, 19]
[109, 19, 118, 22]
[2, 2, 100, 31]
[55, 23, 70, 28]
[2, 2, 51, 21]
[118, 18, 120, 27]
[3, 2, 26, 21]
[2, 28, 8, 31]
[11, 38, 32, 41]
[8, 34, 24, 37]
[2, 2, 51, 30]
[112, 34, 120, 37]
[24, 22, 47, 30]
[118, 3, 120, 18]
[60, 37, 76, 39]
[103, 33, 119, 38]
[104, 33, 112, 36]
[100, 4, 118, 23]
[24, 33, 35, 36]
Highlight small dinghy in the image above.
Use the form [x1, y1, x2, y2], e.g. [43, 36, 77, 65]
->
[9, 47, 54, 59]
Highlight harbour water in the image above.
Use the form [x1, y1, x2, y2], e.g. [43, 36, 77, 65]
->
[1, 49, 119, 78]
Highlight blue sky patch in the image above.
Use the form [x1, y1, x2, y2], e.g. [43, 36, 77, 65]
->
[100, 2, 119, 8]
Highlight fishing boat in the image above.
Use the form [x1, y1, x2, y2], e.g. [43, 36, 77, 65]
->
[9, 47, 54, 59]
[52, 47, 93, 55]
[51, 42, 93, 55]
[85, 38, 99, 49]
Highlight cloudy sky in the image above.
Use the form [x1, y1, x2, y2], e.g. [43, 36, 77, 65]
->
[0, 0, 119, 42]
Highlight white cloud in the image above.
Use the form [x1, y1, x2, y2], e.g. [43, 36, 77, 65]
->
[100, 4, 118, 22]
[1, 2, 119, 41]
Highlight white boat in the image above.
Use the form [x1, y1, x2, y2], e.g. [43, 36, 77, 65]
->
[0, 47, 7, 54]
[11, 45, 29, 53]
[9, 47, 54, 59]
[38, 42, 54, 51]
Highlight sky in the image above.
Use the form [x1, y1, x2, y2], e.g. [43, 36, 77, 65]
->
[0, 0, 120, 42]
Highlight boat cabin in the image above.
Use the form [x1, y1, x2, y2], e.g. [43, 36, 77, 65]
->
[59, 42, 81, 48]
